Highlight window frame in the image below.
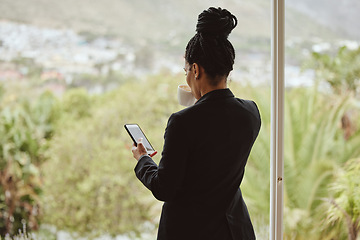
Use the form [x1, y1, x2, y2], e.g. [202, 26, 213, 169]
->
[270, 0, 285, 239]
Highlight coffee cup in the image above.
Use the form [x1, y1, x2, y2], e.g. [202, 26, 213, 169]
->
[177, 84, 196, 106]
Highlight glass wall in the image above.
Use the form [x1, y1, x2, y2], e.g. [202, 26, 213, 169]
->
[1, 0, 359, 239]
[0, 1, 273, 239]
[284, 0, 360, 239]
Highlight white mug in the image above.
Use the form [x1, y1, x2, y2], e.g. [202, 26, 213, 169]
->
[177, 84, 197, 107]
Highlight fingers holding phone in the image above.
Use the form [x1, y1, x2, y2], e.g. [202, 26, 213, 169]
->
[132, 138, 148, 161]
[125, 124, 158, 160]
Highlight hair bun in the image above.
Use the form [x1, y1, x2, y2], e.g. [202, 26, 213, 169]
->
[196, 7, 237, 38]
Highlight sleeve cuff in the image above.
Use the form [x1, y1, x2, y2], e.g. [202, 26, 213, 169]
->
[138, 154, 149, 162]
[134, 154, 155, 177]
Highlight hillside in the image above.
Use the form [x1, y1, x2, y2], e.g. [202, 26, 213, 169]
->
[1, 0, 357, 48]
[286, 0, 360, 40]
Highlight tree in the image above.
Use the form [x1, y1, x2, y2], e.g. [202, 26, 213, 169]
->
[0, 91, 57, 236]
[308, 46, 360, 140]
[320, 158, 360, 240]
[239, 85, 360, 239]
[41, 74, 183, 238]
[310, 46, 360, 97]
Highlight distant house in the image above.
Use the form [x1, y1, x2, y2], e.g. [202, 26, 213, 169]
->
[0, 70, 23, 81]
[40, 70, 66, 96]
[40, 70, 64, 82]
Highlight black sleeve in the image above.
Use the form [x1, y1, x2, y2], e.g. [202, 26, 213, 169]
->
[134, 113, 189, 201]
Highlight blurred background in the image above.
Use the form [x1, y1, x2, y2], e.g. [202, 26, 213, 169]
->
[0, 0, 360, 239]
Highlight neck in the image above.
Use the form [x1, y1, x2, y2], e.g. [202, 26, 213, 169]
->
[200, 78, 227, 97]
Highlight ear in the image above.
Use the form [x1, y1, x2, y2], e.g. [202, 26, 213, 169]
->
[193, 63, 200, 79]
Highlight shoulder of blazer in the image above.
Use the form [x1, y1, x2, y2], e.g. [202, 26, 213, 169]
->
[236, 98, 260, 117]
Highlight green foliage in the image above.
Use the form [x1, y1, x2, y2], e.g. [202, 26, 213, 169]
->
[282, 88, 353, 239]
[0, 222, 33, 240]
[0, 90, 57, 236]
[3, 69, 359, 239]
[41, 74, 184, 238]
[320, 158, 360, 240]
[239, 84, 360, 239]
[309, 46, 360, 96]
[59, 88, 93, 120]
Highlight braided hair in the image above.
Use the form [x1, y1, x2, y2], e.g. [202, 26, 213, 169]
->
[185, 7, 238, 85]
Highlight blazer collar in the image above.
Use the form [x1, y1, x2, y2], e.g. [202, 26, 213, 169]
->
[195, 88, 234, 105]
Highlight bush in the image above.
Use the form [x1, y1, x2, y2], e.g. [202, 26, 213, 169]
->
[41, 74, 183, 238]
[0, 90, 57, 237]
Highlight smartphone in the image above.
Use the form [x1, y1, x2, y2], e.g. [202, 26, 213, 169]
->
[124, 124, 157, 157]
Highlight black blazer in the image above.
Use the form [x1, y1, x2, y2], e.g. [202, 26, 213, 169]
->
[135, 88, 261, 240]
